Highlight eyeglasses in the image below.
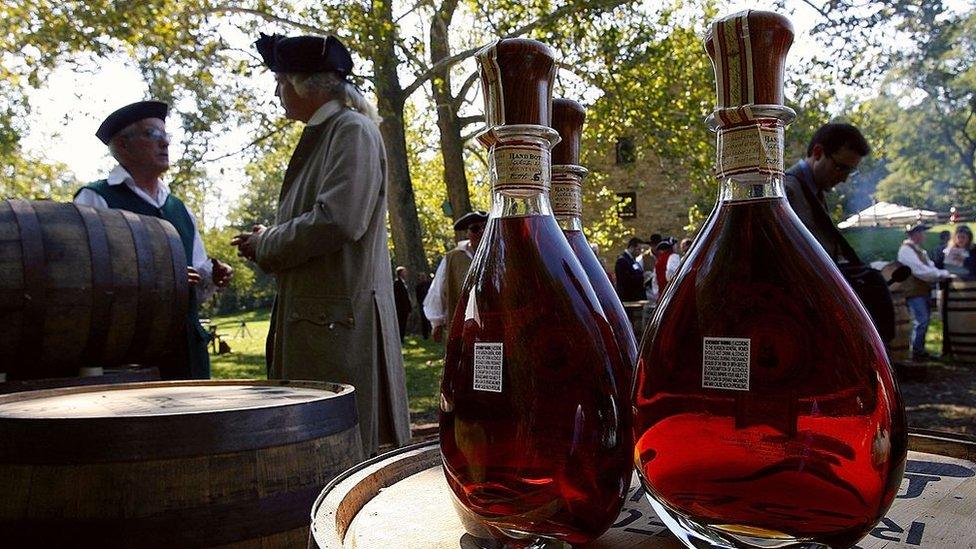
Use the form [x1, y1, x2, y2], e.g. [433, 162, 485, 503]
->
[125, 128, 170, 143]
[468, 224, 486, 234]
[829, 153, 859, 178]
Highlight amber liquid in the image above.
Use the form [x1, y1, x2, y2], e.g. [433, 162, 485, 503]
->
[440, 215, 632, 546]
[564, 229, 639, 378]
[633, 197, 907, 547]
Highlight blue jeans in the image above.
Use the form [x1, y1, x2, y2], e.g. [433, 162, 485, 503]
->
[906, 295, 931, 355]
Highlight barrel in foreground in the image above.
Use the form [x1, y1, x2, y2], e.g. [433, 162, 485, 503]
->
[0, 379, 364, 547]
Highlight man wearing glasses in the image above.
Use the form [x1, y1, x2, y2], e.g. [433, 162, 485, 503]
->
[75, 100, 234, 379]
[424, 211, 488, 343]
[783, 123, 869, 260]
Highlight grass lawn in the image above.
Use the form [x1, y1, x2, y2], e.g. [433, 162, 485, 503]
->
[208, 307, 444, 418]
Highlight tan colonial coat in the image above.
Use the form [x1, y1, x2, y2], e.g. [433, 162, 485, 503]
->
[254, 101, 411, 455]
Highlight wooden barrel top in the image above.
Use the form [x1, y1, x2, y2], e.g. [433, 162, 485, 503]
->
[0, 380, 358, 463]
[311, 432, 976, 548]
[0, 380, 333, 418]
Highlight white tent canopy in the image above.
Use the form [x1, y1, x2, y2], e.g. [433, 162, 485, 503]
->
[838, 202, 939, 229]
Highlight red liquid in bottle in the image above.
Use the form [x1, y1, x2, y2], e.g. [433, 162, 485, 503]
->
[564, 229, 638, 377]
[440, 214, 632, 545]
[633, 197, 908, 547]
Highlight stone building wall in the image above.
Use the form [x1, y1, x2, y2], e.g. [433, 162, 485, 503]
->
[585, 137, 700, 261]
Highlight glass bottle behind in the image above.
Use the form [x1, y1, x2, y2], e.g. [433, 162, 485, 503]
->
[632, 11, 907, 549]
[440, 39, 632, 547]
[550, 98, 638, 380]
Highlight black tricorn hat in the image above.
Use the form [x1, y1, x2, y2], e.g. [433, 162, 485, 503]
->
[254, 33, 353, 78]
[96, 100, 168, 144]
[453, 211, 488, 231]
[906, 223, 932, 235]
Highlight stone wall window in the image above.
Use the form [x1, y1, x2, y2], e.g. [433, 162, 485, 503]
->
[616, 137, 635, 165]
[616, 192, 637, 218]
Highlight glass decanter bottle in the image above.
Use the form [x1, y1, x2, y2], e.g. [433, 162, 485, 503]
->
[440, 39, 632, 547]
[550, 98, 638, 379]
[632, 11, 907, 549]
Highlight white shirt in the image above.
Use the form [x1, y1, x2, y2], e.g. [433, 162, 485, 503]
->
[646, 253, 681, 301]
[74, 165, 218, 303]
[423, 240, 474, 329]
[307, 99, 344, 126]
[897, 241, 949, 283]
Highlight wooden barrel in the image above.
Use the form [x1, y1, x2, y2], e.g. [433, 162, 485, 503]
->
[0, 380, 364, 547]
[0, 366, 160, 394]
[889, 288, 912, 363]
[311, 433, 976, 548]
[944, 279, 976, 363]
[0, 199, 188, 380]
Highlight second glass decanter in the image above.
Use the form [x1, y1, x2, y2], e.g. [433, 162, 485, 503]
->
[632, 11, 907, 549]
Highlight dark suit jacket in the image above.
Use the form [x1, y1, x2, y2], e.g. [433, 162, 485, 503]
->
[615, 251, 645, 302]
[393, 278, 412, 319]
[783, 161, 847, 261]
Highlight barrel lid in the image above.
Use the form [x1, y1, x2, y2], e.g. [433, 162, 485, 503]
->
[0, 380, 360, 463]
[0, 380, 349, 419]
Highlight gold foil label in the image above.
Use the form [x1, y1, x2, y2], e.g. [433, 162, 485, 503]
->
[551, 171, 582, 218]
[492, 145, 549, 191]
[716, 124, 784, 178]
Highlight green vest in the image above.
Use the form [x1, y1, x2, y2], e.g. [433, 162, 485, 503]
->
[78, 180, 210, 379]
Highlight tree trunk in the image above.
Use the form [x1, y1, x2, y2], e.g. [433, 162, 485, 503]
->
[372, 0, 430, 283]
[430, 0, 473, 230]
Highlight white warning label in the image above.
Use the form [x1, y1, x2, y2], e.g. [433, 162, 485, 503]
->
[702, 337, 750, 391]
[473, 342, 504, 393]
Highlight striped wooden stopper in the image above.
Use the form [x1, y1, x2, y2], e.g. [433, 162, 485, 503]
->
[476, 38, 556, 128]
[704, 10, 794, 124]
[551, 98, 588, 219]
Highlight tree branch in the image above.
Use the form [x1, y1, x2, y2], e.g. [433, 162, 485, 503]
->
[461, 125, 486, 143]
[201, 120, 294, 163]
[452, 70, 480, 110]
[402, 0, 633, 97]
[397, 40, 430, 74]
[457, 114, 483, 128]
[195, 6, 327, 35]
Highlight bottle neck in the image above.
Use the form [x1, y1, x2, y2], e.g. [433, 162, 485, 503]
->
[551, 164, 588, 229]
[713, 116, 788, 203]
[483, 125, 560, 219]
[718, 173, 786, 202]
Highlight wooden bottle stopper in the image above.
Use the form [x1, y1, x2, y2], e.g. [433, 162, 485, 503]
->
[476, 38, 556, 128]
[551, 99, 585, 166]
[551, 98, 587, 218]
[704, 10, 793, 126]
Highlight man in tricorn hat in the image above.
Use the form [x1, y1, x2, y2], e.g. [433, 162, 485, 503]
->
[897, 224, 951, 361]
[423, 210, 488, 343]
[231, 33, 410, 455]
[75, 100, 234, 380]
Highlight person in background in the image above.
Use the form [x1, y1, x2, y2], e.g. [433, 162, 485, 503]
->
[615, 237, 647, 302]
[75, 100, 234, 380]
[424, 211, 488, 343]
[784, 123, 869, 261]
[393, 266, 411, 342]
[232, 33, 411, 456]
[679, 237, 693, 256]
[415, 272, 433, 339]
[933, 230, 952, 269]
[943, 225, 975, 280]
[898, 224, 952, 361]
[653, 238, 681, 303]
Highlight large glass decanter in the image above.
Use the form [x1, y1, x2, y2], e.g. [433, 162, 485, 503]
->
[632, 11, 907, 549]
[440, 39, 632, 547]
[550, 98, 638, 378]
